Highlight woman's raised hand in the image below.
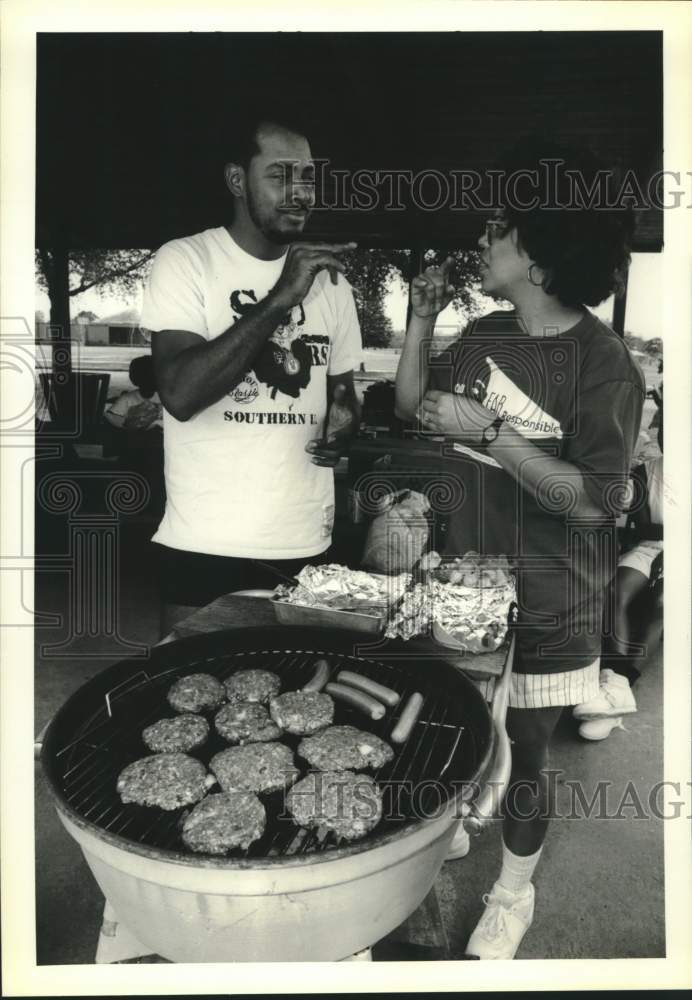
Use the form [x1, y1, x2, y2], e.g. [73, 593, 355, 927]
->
[410, 256, 455, 319]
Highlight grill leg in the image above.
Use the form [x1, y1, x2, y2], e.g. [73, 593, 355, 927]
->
[95, 901, 158, 963]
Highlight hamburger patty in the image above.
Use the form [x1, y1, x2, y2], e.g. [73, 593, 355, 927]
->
[269, 691, 334, 735]
[116, 753, 209, 810]
[210, 743, 299, 794]
[167, 673, 226, 714]
[298, 725, 394, 772]
[286, 770, 383, 841]
[224, 669, 281, 704]
[142, 714, 209, 753]
[214, 701, 282, 744]
[181, 791, 266, 853]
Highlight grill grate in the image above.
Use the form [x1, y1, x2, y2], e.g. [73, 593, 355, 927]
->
[45, 628, 493, 861]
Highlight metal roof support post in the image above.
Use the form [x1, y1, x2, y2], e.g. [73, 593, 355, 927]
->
[48, 245, 73, 377]
[612, 266, 629, 338]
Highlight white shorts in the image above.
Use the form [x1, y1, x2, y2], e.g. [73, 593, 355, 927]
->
[475, 658, 601, 709]
[618, 540, 663, 578]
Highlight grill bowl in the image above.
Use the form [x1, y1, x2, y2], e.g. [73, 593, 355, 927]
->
[42, 625, 497, 961]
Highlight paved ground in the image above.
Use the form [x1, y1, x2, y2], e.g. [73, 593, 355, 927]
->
[437, 656, 665, 960]
[34, 509, 665, 965]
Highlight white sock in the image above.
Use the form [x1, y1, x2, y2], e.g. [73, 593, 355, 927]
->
[497, 840, 542, 895]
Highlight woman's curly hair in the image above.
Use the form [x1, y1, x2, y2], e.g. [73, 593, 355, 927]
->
[498, 137, 636, 307]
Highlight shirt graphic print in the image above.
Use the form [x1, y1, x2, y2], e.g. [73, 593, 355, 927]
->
[227, 290, 330, 402]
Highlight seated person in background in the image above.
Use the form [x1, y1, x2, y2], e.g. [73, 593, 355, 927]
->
[104, 356, 163, 431]
[573, 419, 663, 740]
[104, 354, 165, 515]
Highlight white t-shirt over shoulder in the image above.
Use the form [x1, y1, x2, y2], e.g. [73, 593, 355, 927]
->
[140, 227, 362, 558]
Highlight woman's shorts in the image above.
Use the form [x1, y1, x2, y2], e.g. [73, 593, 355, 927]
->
[618, 541, 664, 578]
[475, 658, 601, 709]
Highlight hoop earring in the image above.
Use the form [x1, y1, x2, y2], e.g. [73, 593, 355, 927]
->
[527, 264, 543, 287]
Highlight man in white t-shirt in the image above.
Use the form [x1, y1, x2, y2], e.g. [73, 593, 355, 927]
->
[141, 114, 362, 635]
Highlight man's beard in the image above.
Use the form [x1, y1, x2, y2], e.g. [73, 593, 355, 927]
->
[246, 189, 307, 245]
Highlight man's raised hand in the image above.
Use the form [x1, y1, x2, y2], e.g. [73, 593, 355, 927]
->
[271, 242, 357, 311]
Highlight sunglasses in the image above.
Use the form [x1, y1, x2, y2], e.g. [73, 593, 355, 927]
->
[484, 219, 510, 244]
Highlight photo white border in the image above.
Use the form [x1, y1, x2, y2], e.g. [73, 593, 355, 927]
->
[2, 0, 691, 994]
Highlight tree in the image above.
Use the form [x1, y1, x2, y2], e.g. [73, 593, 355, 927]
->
[343, 248, 404, 348]
[35, 248, 155, 374]
[73, 310, 99, 325]
[359, 294, 395, 348]
[342, 246, 483, 348]
[35, 249, 155, 307]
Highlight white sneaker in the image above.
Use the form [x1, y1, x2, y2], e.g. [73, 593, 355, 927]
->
[572, 669, 637, 720]
[579, 717, 626, 741]
[446, 824, 471, 860]
[465, 881, 535, 960]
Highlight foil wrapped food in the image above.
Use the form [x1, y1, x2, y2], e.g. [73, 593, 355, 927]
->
[274, 563, 410, 612]
[385, 552, 516, 652]
[276, 557, 515, 654]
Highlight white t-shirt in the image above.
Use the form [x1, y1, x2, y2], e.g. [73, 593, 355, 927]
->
[140, 227, 362, 558]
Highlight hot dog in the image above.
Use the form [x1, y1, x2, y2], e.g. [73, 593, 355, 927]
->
[390, 692, 424, 744]
[303, 658, 330, 693]
[336, 670, 400, 707]
[325, 682, 386, 720]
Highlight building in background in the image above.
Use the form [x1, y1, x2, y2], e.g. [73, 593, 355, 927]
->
[35, 306, 148, 348]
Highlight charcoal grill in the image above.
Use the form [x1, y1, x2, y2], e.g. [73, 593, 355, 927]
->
[41, 625, 513, 962]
